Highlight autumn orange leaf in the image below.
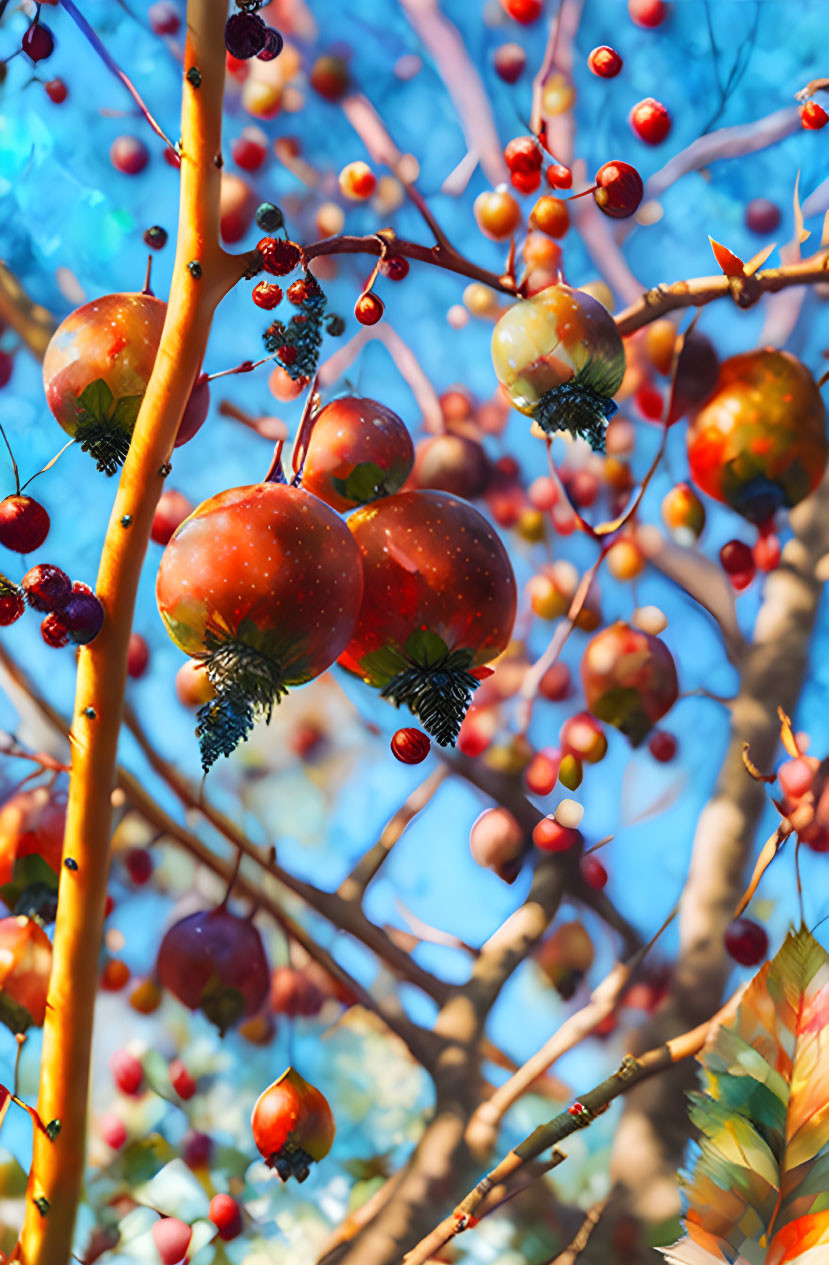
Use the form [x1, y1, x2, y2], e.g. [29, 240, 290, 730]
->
[708, 236, 745, 278]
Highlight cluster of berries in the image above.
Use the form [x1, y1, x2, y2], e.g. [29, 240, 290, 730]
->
[224, 3, 283, 62]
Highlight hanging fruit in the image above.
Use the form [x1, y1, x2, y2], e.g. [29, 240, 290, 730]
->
[491, 285, 626, 451]
[298, 396, 414, 511]
[156, 482, 363, 768]
[42, 293, 208, 473]
[0, 785, 66, 916]
[156, 906, 270, 1034]
[0, 915, 53, 1033]
[686, 349, 827, 525]
[251, 1066, 335, 1181]
[338, 491, 517, 744]
[581, 620, 678, 745]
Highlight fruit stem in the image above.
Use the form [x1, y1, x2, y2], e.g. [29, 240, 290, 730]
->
[0, 420, 21, 494]
[18, 6, 237, 1262]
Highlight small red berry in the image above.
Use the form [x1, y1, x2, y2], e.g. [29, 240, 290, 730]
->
[125, 847, 153, 885]
[110, 1049, 144, 1096]
[532, 818, 582, 853]
[499, 0, 543, 22]
[151, 1217, 192, 1265]
[71, 580, 93, 598]
[505, 136, 543, 176]
[648, 731, 677, 762]
[209, 1193, 243, 1242]
[745, 198, 780, 235]
[380, 255, 410, 281]
[144, 225, 168, 250]
[630, 98, 671, 144]
[22, 22, 54, 62]
[593, 161, 643, 218]
[580, 854, 608, 890]
[0, 350, 12, 388]
[258, 237, 302, 277]
[0, 590, 24, 626]
[391, 728, 431, 764]
[510, 168, 542, 195]
[99, 1111, 127, 1150]
[149, 2, 181, 36]
[588, 46, 623, 77]
[636, 383, 664, 420]
[169, 1059, 197, 1100]
[44, 77, 68, 104]
[127, 633, 150, 679]
[493, 42, 526, 84]
[252, 281, 283, 310]
[41, 612, 70, 648]
[110, 135, 150, 175]
[779, 756, 815, 800]
[628, 0, 667, 27]
[22, 564, 71, 612]
[355, 293, 384, 325]
[720, 540, 755, 589]
[182, 1130, 212, 1169]
[724, 917, 768, 967]
[539, 662, 571, 701]
[546, 163, 573, 189]
[753, 534, 781, 572]
[0, 495, 50, 552]
[800, 101, 828, 130]
[287, 278, 318, 305]
[151, 490, 192, 545]
[277, 345, 298, 366]
[164, 146, 181, 168]
[232, 130, 268, 172]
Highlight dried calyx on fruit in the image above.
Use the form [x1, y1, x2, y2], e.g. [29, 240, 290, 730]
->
[251, 1067, 335, 1182]
[491, 285, 625, 451]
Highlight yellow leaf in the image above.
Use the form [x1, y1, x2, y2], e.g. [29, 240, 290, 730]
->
[743, 242, 776, 277]
[793, 170, 811, 248]
[778, 707, 800, 757]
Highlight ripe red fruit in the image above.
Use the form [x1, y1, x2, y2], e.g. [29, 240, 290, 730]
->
[44, 78, 68, 104]
[493, 42, 526, 83]
[720, 540, 755, 590]
[156, 907, 270, 1032]
[110, 135, 150, 175]
[539, 662, 571, 701]
[628, 0, 667, 26]
[593, 161, 643, 218]
[182, 1130, 212, 1169]
[169, 1059, 197, 1100]
[22, 564, 71, 612]
[499, 0, 543, 22]
[258, 237, 302, 276]
[582, 622, 678, 745]
[469, 807, 524, 882]
[648, 730, 677, 762]
[270, 965, 324, 1018]
[745, 198, 780, 235]
[546, 163, 573, 189]
[251, 1066, 336, 1182]
[124, 847, 153, 885]
[232, 131, 268, 172]
[779, 756, 815, 800]
[800, 101, 828, 130]
[98, 1111, 127, 1150]
[252, 281, 283, 310]
[630, 98, 671, 144]
[391, 728, 431, 764]
[505, 136, 543, 176]
[151, 1217, 192, 1265]
[151, 490, 193, 545]
[510, 169, 542, 195]
[379, 255, 410, 282]
[560, 712, 607, 764]
[41, 612, 69, 648]
[0, 495, 50, 553]
[22, 21, 54, 61]
[580, 854, 608, 890]
[0, 590, 24, 626]
[588, 46, 623, 77]
[411, 434, 490, 501]
[533, 817, 582, 853]
[110, 1049, 144, 1096]
[355, 293, 384, 325]
[724, 917, 768, 966]
[127, 633, 150, 679]
[61, 591, 104, 645]
[149, 2, 181, 36]
[299, 395, 414, 511]
[309, 53, 350, 102]
[0, 785, 66, 898]
[524, 749, 560, 797]
[209, 1193, 243, 1242]
[753, 533, 781, 572]
[339, 491, 517, 745]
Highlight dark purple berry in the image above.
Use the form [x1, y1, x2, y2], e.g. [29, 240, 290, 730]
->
[0, 496, 50, 552]
[144, 225, 168, 250]
[61, 592, 105, 645]
[257, 28, 283, 61]
[22, 22, 55, 63]
[41, 612, 70, 648]
[724, 917, 768, 967]
[0, 591, 24, 626]
[224, 11, 267, 58]
[22, 564, 71, 612]
[255, 202, 284, 233]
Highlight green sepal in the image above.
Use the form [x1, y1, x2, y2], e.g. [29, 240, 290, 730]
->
[1, 853, 59, 918]
[331, 459, 409, 506]
[73, 379, 144, 475]
[0, 991, 36, 1035]
[77, 378, 114, 422]
[200, 981, 246, 1036]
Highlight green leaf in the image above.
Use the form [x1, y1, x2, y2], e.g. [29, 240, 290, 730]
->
[109, 394, 145, 434]
[356, 641, 410, 687]
[76, 378, 114, 424]
[405, 629, 449, 667]
[119, 1133, 176, 1185]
